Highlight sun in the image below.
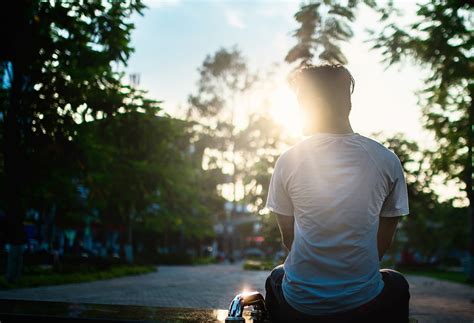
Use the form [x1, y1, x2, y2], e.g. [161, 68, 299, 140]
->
[268, 83, 302, 137]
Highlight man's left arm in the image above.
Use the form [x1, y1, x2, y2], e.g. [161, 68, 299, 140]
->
[377, 216, 400, 260]
[378, 156, 410, 259]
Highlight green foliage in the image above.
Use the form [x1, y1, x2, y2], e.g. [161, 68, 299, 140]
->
[370, 0, 472, 278]
[399, 267, 472, 286]
[371, 0, 472, 202]
[378, 133, 468, 259]
[0, 0, 147, 237]
[186, 48, 259, 211]
[0, 0, 147, 146]
[286, 0, 376, 66]
[188, 47, 253, 120]
[186, 47, 253, 215]
[243, 259, 276, 271]
[0, 265, 155, 290]
[240, 113, 288, 212]
[0, 0, 216, 259]
[76, 110, 215, 242]
[187, 49, 297, 257]
[259, 212, 283, 251]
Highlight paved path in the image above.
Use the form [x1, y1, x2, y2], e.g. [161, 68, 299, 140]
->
[0, 264, 472, 322]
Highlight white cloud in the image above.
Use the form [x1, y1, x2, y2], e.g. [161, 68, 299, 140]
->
[256, 1, 299, 21]
[273, 32, 290, 54]
[225, 9, 246, 29]
[144, 0, 181, 9]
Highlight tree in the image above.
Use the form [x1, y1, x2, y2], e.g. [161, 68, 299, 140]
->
[0, 0, 146, 281]
[186, 47, 257, 257]
[187, 48, 302, 258]
[371, 0, 473, 278]
[240, 113, 287, 212]
[78, 110, 215, 259]
[286, 0, 376, 66]
[240, 113, 291, 252]
[378, 133, 468, 262]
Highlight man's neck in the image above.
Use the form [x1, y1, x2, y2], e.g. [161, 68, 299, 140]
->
[308, 119, 354, 135]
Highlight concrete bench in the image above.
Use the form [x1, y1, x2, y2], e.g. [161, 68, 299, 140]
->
[0, 299, 251, 322]
[0, 299, 418, 322]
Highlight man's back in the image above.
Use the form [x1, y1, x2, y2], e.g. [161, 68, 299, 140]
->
[266, 132, 409, 315]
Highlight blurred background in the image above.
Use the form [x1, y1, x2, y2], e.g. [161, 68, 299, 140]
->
[0, 0, 472, 293]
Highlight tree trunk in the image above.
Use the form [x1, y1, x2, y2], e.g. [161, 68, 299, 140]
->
[4, 62, 27, 283]
[125, 209, 134, 263]
[468, 88, 473, 281]
[3, 1, 32, 284]
[128, 211, 133, 246]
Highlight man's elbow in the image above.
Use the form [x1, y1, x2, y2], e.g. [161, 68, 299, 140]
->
[282, 240, 290, 251]
[281, 235, 293, 251]
[378, 242, 391, 260]
[275, 213, 295, 252]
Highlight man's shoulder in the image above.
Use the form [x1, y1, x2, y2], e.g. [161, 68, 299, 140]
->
[275, 145, 297, 169]
[356, 135, 401, 167]
[276, 137, 314, 165]
[276, 134, 402, 169]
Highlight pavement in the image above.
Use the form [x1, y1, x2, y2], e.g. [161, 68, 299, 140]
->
[0, 263, 472, 322]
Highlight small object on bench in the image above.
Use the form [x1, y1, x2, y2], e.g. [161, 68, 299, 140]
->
[224, 292, 419, 323]
[225, 291, 269, 323]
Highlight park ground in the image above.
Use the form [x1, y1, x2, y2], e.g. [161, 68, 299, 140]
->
[0, 263, 472, 323]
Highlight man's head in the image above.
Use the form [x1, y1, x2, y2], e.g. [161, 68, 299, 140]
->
[290, 64, 355, 135]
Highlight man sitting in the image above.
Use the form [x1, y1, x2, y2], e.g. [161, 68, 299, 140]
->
[265, 65, 410, 323]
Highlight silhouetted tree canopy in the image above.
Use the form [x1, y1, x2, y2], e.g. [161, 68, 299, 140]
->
[0, 0, 149, 239]
[371, 0, 473, 277]
[286, 0, 376, 66]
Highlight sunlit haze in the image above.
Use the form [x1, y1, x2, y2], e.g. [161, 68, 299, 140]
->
[0, 1, 471, 316]
[267, 82, 302, 137]
[127, 0, 460, 201]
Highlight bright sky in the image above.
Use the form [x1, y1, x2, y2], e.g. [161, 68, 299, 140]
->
[126, 0, 461, 202]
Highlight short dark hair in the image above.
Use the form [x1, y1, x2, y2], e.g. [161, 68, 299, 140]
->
[289, 64, 355, 111]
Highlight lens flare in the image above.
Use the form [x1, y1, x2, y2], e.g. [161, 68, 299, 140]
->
[268, 84, 302, 137]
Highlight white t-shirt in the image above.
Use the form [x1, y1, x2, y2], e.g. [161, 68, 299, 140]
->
[266, 132, 409, 315]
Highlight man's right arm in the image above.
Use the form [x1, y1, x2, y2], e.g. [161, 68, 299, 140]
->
[377, 216, 400, 260]
[266, 154, 295, 251]
[274, 212, 294, 251]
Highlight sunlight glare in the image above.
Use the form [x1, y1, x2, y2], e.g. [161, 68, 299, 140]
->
[268, 84, 302, 137]
[213, 309, 228, 321]
[241, 285, 250, 294]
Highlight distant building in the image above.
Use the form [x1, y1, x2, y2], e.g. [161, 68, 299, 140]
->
[214, 201, 262, 260]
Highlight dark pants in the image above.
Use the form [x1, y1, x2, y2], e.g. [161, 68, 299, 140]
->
[265, 265, 410, 323]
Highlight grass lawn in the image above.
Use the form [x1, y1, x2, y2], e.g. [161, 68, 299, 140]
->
[243, 260, 473, 286]
[0, 265, 156, 290]
[243, 259, 278, 271]
[191, 256, 218, 265]
[402, 268, 472, 285]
